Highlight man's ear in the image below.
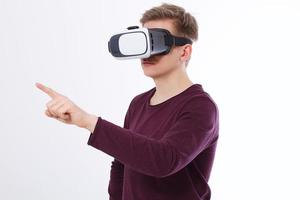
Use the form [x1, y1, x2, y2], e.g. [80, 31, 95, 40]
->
[180, 44, 192, 62]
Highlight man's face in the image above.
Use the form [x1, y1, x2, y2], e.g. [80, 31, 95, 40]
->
[141, 19, 188, 79]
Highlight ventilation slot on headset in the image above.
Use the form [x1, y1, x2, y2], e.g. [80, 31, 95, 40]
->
[150, 33, 154, 51]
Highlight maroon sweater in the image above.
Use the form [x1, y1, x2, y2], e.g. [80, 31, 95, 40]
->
[87, 84, 219, 200]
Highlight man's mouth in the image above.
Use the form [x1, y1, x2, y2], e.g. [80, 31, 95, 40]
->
[142, 58, 156, 65]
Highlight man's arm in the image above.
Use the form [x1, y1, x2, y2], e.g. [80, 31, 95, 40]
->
[87, 97, 218, 178]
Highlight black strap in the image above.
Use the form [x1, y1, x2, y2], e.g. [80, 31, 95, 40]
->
[165, 35, 193, 46]
[174, 36, 193, 46]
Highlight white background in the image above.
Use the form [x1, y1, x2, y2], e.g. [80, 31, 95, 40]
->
[1, 0, 300, 199]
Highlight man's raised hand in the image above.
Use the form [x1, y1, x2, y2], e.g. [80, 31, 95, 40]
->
[35, 82, 98, 131]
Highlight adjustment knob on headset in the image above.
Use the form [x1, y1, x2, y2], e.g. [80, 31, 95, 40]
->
[127, 26, 139, 30]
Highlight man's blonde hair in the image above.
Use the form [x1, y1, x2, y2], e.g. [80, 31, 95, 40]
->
[140, 3, 198, 42]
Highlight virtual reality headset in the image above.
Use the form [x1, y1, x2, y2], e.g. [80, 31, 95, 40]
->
[108, 26, 193, 59]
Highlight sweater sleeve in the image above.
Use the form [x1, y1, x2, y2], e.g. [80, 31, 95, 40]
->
[87, 97, 218, 178]
[107, 104, 131, 200]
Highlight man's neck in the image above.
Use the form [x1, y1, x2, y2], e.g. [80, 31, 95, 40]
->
[151, 68, 194, 103]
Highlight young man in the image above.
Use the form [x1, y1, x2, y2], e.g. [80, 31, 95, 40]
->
[36, 3, 219, 200]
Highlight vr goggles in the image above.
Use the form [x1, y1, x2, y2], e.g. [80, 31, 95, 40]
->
[108, 26, 193, 59]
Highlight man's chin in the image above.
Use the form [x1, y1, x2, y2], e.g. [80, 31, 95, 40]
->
[142, 68, 165, 79]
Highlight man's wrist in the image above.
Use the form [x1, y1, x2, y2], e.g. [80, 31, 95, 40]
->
[84, 114, 98, 133]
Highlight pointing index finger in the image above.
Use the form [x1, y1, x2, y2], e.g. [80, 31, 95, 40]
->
[35, 82, 60, 98]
